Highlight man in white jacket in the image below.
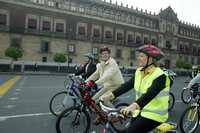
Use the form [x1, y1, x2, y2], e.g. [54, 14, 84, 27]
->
[86, 46, 124, 102]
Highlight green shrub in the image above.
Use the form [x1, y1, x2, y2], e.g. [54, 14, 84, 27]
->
[5, 47, 23, 61]
[53, 53, 66, 63]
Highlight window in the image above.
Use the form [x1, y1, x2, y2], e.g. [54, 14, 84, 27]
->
[38, 0, 45, 4]
[56, 23, 64, 32]
[127, 34, 133, 42]
[92, 47, 98, 55]
[130, 50, 135, 59]
[144, 37, 149, 44]
[41, 41, 49, 53]
[116, 49, 122, 58]
[152, 39, 156, 45]
[198, 58, 200, 64]
[193, 46, 197, 55]
[28, 18, 37, 29]
[78, 26, 85, 35]
[179, 44, 184, 52]
[136, 36, 141, 44]
[42, 56, 47, 62]
[0, 14, 6, 25]
[166, 41, 172, 49]
[31, 0, 37, 3]
[48, 1, 54, 6]
[105, 31, 112, 38]
[117, 32, 123, 40]
[93, 28, 100, 37]
[42, 21, 51, 31]
[10, 37, 21, 48]
[68, 57, 72, 63]
[198, 48, 200, 56]
[68, 44, 75, 53]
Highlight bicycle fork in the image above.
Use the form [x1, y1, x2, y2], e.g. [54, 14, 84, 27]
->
[187, 106, 198, 121]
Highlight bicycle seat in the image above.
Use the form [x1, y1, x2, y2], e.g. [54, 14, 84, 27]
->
[155, 122, 177, 132]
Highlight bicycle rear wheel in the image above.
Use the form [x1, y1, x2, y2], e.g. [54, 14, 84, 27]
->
[179, 106, 199, 133]
[49, 91, 76, 116]
[181, 88, 192, 104]
[168, 92, 175, 111]
[56, 106, 90, 133]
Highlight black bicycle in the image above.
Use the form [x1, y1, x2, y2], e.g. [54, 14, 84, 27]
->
[179, 83, 200, 133]
[168, 92, 175, 111]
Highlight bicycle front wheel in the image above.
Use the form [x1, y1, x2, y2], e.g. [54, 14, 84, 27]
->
[168, 92, 175, 111]
[56, 106, 90, 133]
[181, 88, 192, 104]
[179, 106, 199, 133]
[49, 91, 76, 116]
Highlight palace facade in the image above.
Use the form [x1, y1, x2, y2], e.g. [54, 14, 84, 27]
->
[0, 0, 200, 68]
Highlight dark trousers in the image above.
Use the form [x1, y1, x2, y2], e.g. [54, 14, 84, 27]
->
[122, 115, 161, 133]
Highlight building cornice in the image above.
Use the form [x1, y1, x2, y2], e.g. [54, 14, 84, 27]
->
[0, 0, 159, 33]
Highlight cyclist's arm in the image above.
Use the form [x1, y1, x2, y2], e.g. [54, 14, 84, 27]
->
[86, 66, 100, 82]
[83, 64, 96, 79]
[135, 74, 167, 109]
[95, 64, 118, 86]
[112, 76, 135, 98]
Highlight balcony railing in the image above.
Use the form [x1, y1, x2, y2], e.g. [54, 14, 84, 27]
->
[0, 25, 9, 32]
[19, 0, 158, 30]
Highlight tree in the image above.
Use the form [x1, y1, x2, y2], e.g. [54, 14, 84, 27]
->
[53, 53, 66, 63]
[176, 57, 192, 69]
[176, 57, 184, 68]
[5, 47, 23, 61]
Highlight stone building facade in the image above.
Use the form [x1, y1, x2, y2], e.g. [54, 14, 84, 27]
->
[0, 0, 200, 68]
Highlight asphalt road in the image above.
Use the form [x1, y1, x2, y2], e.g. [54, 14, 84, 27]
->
[0, 74, 199, 133]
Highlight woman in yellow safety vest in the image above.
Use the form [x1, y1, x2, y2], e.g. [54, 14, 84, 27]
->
[101, 44, 171, 133]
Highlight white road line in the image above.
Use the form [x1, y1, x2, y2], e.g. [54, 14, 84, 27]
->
[15, 89, 21, 91]
[0, 112, 52, 121]
[8, 97, 19, 100]
[3, 105, 16, 109]
[175, 100, 183, 103]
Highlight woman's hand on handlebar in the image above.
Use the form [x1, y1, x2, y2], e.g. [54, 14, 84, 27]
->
[120, 103, 139, 116]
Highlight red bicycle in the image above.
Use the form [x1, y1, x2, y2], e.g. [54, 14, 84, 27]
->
[56, 86, 130, 133]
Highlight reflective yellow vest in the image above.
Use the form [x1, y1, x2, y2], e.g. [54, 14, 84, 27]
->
[133, 67, 170, 123]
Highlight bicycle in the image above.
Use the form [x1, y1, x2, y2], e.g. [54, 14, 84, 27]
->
[179, 83, 200, 133]
[56, 85, 130, 133]
[49, 75, 84, 116]
[181, 82, 199, 104]
[99, 100, 178, 133]
[168, 92, 175, 111]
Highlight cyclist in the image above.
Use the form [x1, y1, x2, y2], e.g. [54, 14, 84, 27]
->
[75, 53, 97, 80]
[85, 46, 124, 103]
[159, 63, 175, 88]
[101, 44, 171, 133]
[191, 65, 200, 78]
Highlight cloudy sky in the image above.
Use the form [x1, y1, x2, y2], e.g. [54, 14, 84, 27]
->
[105, 0, 200, 26]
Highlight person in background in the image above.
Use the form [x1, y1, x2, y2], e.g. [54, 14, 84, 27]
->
[75, 53, 97, 80]
[192, 65, 200, 78]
